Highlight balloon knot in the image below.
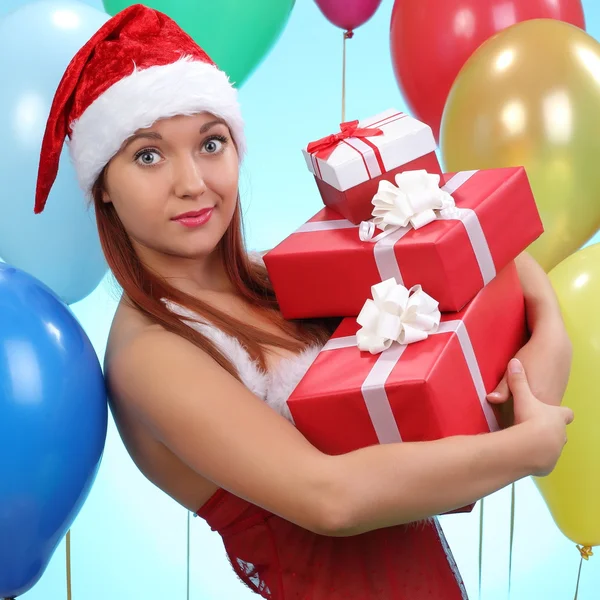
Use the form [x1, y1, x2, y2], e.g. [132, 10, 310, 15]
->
[577, 545, 593, 560]
[344, 29, 354, 39]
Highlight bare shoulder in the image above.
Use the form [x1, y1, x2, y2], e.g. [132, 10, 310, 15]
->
[102, 299, 216, 510]
[104, 297, 161, 371]
[103, 298, 161, 423]
[103, 297, 342, 534]
[103, 297, 214, 402]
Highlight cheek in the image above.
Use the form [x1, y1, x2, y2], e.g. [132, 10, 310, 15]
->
[220, 157, 240, 202]
[222, 181, 239, 219]
[208, 158, 239, 208]
[111, 188, 162, 235]
[111, 168, 163, 210]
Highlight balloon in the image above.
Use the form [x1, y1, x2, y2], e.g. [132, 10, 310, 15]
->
[314, 0, 383, 31]
[391, 0, 585, 141]
[440, 19, 600, 273]
[0, 263, 107, 598]
[583, 229, 600, 249]
[534, 243, 600, 546]
[102, 0, 295, 86]
[0, 0, 110, 304]
[0, 0, 104, 18]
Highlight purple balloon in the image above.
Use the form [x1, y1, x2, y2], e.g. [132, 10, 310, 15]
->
[314, 0, 383, 31]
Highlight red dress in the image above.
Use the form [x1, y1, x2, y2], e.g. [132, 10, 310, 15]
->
[197, 488, 468, 599]
[164, 294, 469, 599]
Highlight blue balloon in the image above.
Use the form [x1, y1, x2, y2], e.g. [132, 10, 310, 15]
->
[0, 263, 107, 598]
[0, 0, 105, 18]
[0, 0, 110, 305]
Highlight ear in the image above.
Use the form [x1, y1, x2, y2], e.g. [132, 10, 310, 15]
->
[94, 164, 111, 203]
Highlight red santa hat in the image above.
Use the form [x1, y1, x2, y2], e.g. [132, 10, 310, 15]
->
[35, 3, 245, 214]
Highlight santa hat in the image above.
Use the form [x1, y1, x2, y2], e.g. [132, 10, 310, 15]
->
[35, 3, 245, 214]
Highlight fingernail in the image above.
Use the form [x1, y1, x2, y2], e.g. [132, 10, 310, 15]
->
[487, 392, 502, 399]
[509, 358, 522, 374]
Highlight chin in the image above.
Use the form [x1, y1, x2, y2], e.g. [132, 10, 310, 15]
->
[181, 238, 221, 259]
[168, 215, 229, 258]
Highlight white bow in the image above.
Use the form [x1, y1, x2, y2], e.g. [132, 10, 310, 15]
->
[356, 278, 441, 354]
[359, 170, 455, 242]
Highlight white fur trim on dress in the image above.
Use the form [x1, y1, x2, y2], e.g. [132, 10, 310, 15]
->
[161, 251, 323, 426]
[68, 56, 245, 195]
[162, 297, 322, 424]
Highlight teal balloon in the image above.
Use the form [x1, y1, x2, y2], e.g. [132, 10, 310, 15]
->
[102, 0, 295, 86]
[0, 0, 110, 304]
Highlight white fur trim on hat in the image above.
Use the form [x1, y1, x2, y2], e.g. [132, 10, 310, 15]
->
[68, 56, 245, 195]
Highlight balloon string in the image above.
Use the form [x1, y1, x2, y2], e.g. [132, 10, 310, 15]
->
[187, 512, 191, 600]
[0, 532, 75, 600]
[574, 545, 593, 600]
[508, 483, 516, 597]
[478, 497, 484, 599]
[62, 517, 191, 600]
[66, 529, 72, 600]
[342, 29, 353, 122]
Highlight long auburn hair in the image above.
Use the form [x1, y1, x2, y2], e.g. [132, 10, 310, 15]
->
[92, 173, 339, 380]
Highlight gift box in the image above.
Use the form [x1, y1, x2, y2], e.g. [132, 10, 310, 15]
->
[264, 166, 543, 318]
[303, 109, 440, 224]
[287, 261, 526, 457]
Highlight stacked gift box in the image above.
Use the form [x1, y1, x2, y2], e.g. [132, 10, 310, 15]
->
[263, 108, 544, 471]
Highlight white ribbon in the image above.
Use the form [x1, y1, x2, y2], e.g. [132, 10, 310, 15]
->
[356, 278, 441, 354]
[357, 170, 496, 287]
[295, 170, 496, 289]
[359, 170, 455, 242]
[321, 320, 500, 444]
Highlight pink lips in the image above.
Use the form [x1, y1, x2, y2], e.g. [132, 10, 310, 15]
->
[173, 207, 214, 228]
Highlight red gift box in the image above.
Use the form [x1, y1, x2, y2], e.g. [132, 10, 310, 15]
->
[264, 166, 542, 318]
[303, 109, 441, 224]
[287, 261, 526, 457]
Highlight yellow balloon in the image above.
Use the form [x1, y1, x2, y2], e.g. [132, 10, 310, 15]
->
[440, 18, 600, 272]
[534, 243, 600, 546]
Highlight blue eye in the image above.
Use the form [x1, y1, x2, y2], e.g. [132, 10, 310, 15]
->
[203, 135, 228, 154]
[204, 140, 221, 153]
[135, 149, 161, 167]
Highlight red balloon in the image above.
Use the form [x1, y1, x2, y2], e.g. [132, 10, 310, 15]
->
[314, 0, 383, 31]
[390, 0, 585, 141]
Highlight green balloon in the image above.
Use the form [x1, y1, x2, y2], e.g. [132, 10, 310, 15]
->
[102, 0, 295, 86]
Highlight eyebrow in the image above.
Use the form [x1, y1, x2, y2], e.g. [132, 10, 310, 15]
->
[122, 119, 228, 151]
[122, 131, 162, 151]
[200, 118, 227, 133]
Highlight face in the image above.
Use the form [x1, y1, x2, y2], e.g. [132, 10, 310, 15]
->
[102, 112, 239, 264]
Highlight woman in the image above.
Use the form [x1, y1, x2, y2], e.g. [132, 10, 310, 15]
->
[35, 5, 573, 599]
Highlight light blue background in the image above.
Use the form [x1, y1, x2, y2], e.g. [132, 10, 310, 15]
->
[6, 0, 600, 598]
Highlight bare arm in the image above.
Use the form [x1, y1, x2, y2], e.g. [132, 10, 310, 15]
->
[514, 251, 569, 339]
[333, 427, 530, 535]
[488, 252, 572, 408]
[108, 329, 561, 537]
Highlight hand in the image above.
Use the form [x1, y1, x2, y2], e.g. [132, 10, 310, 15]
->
[508, 358, 574, 477]
[487, 324, 572, 412]
[492, 252, 573, 410]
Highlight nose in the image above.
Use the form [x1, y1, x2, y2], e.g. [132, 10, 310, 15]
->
[173, 155, 207, 199]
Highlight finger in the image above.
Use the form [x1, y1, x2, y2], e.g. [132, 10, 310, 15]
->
[487, 374, 510, 404]
[563, 407, 575, 425]
[506, 359, 532, 400]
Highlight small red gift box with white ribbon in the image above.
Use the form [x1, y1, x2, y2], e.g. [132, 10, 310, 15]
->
[287, 261, 526, 457]
[303, 109, 440, 224]
[264, 166, 543, 317]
